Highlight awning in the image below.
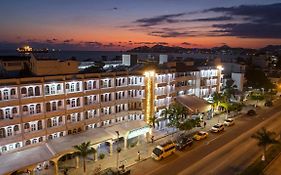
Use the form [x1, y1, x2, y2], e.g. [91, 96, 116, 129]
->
[176, 95, 211, 113]
[0, 120, 149, 174]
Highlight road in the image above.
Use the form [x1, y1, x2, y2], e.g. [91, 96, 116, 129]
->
[130, 100, 281, 175]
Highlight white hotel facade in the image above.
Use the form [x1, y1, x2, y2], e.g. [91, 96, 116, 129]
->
[0, 55, 222, 174]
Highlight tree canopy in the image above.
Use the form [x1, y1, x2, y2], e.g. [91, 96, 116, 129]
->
[245, 67, 275, 90]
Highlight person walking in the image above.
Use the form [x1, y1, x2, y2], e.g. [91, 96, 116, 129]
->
[137, 151, 141, 161]
[151, 135, 154, 143]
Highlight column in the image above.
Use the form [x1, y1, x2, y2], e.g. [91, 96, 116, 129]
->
[124, 137, 128, 150]
[95, 151, 98, 162]
[110, 141, 113, 156]
[53, 160, 59, 175]
[75, 156, 79, 169]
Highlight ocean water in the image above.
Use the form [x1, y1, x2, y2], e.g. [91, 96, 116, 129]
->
[0, 50, 125, 61]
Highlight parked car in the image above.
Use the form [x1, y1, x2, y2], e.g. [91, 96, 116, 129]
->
[176, 136, 193, 150]
[193, 131, 208, 141]
[151, 141, 176, 160]
[224, 119, 235, 126]
[247, 109, 256, 116]
[210, 123, 224, 133]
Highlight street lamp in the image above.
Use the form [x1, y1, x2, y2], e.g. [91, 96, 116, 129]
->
[115, 131, 121, 170]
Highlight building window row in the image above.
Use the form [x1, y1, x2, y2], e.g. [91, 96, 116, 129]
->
[66, 98, 81, 109]
[21, 86, 41, 98]
[65, 82, 82, 93]
[23, 120, 44, 132]
[22, 103, 42, 116]
[0, 88, 17, 101]
[0, 124, 21, 138]
[46, 100, 63, 112]
[84, 95, 98, 105]
[45, 83, 63, 96]
[0, 106, 19, 120]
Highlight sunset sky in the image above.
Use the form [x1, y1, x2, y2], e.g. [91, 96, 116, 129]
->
[1, 0, 281, 51]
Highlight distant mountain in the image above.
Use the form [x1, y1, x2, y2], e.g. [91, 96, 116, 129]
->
[128, 44, 190, 53]
[260, 45, 281, 52]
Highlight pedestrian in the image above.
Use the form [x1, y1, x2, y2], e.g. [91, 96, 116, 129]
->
[151, 135, 154, 143]
[137, 151, 140, 161]
[204, 121, 206, 128]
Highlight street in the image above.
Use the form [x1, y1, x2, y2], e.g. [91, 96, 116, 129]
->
[130, 100, 281, 175]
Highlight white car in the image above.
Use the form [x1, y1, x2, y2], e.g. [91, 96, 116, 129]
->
[224, 119, 234, 126]
[211, 123, 224, 133]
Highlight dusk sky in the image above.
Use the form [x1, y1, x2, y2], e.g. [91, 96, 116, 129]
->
[1, 0, 281, 51]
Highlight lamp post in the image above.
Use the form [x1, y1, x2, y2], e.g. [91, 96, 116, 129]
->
[115, 131, 120, 170]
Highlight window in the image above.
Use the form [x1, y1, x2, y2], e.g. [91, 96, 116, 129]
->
[28, 87, 34, 96]
[76, 82, 80, 91]
[45, 85, 50, 95]
[35, 86, 40, 96]
[12, 107, 17, 115]
[52, 118, 57, 126]
[51, 85, 56, 94]
[46, 102, 51, 112]
[14, 125, 19, 132]
[0, 128, 6, 138]
[11, 89, 16, 96]
[57, 84, 61, 91]
[21, 88, 27, 95]
[3, 90, 9, 100]
[47, 119, 52, 127]
[29, 105, 35, 115]
[71, 99, 75, 108]
[24, 123, 30, 129]
[31, 123, 36, 131]
[5, 108, 11, 119]
[7, 127, 13, 136]
[52, 102, 57, 111]
[25, 140, 31, 145]
[38, 121, 42, 130]
[1, 146, 7, 152]
[58, 116, 63, 123]
[77, 98, 80, 106]
[66, 83, 69, 90]
[15, 143, 21, 148]
[70, 83, 75, 92]
[39, 137, 43, 142]
[36, 104, 41, 113]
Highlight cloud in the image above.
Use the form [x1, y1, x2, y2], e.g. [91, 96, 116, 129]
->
[185, 16, 232, 22]
[212, 23, 281, 38]
[205, 3, 281, 38]
[135, 13, 186, 27]
[181, 42, 191, 45]
[63, 39, 74, 43]
[133, 42, 168, 45]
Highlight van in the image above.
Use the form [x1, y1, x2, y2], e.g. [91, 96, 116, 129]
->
[151, 141, 176, 160]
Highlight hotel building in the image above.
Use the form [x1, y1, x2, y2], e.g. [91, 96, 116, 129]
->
[0, 54, 223, 174]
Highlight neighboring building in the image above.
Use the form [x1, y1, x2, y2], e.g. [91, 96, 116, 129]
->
[30, 54, 79, 76]
[0, 56, 30, 77]
[231, 72, 244, 92]
[0, 56, 223, 174]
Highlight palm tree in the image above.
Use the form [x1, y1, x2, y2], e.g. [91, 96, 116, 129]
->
[73, 141, 95, 173]
[148, 115, 157, 128]
[252, 127, 279, 161]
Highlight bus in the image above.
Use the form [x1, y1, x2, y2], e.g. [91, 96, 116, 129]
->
[151, 141, 176, 160]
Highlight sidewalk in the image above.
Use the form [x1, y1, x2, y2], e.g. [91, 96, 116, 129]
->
[38, 108, 247, 175]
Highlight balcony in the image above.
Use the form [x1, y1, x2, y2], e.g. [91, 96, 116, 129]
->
[23, 129, 46, 140]
[22, 112, 45, 123]
[0, 115, 21, 127]
[0, 134, 22, 146]
[46, 125, 66, 135]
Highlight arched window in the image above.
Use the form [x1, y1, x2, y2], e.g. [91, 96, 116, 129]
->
[1, 146, 7, 152]
[45, 85, 50, 95]
[47, 119, 52, 127]
[38, 137, 43, 142]
[46, 102, 51, 112]
[37, 121, 42, 130]
[21, 87, 27, 95]
[58, 100, 62, 107]
[24, 123, 30, 129]
[25, 140, 31, 145]
[48, 135, 53, 140]
[65, 83, 69, 90]
[36, 104, 41, 113]
[67, 115, 71, 121]
[0, 90, 2, 100]
[59, 132, 64, 137]
[15, 143, 21, 148]
[68, 130, 72, 135]
[66, 99, 70, 105]
[78, 128, 82, 132]
[14, 125, 19, 132]
[93, 81, 96, 88]
[57, 84, 61, 91]
[76, 82, 80, 91]
[35, 86, 40, 96]
[28, 87, 34, 96]
[11, 89, 16, 96]
[59, 116, 62, 123]
[0, 128, 5, 138]
[0, 109, 4, 120]
[22, 106, 28, 112]
[12, 107, 17, 114]
[77, 98, 80, 106]
[84, 82, 88, 90]
[52, 102, 57, 111]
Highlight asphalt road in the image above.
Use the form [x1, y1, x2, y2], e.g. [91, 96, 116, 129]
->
[130, 100, 281, 175]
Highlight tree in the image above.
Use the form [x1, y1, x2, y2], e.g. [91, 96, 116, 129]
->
[166, 103, 188, 128]
[222, 79, 238, 102]
[251, 127, 279, 162]
[148, 115, 157, 128]
[73, 141, 95, 173]
[245, 67, 275, 90]
[178, 118, 201, 133]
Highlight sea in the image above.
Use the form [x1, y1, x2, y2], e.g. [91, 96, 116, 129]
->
[0, 50, 126, 61]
